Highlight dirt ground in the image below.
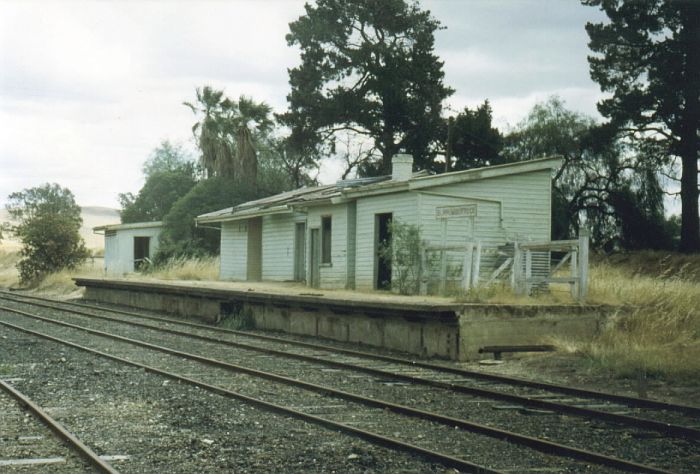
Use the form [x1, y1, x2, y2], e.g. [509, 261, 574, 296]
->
[465, 351, 700, 408]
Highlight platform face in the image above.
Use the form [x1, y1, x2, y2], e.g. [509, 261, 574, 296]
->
[75, 278, 609, 361]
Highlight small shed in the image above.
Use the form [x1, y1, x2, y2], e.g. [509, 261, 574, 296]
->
[197, 156, 562, 293]
[93, 221, 162, 275]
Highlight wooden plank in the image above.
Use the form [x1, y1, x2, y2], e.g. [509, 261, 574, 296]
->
[519, 239, 578, 251]
[462, 244, 473, 291]
[570, 249, 578, 299]
[512, 243, 524, 295]
[548, 252, 571, 277]
[424, 245, 476, 252]
[471, 241, 481, 287]
[525, 249, 533, 296]
[419, 247, 428, 296]
[526, 277, 578, 284]
[578, 230, 590, 301]
[439, 220, 447, 295]
[0, 457, 66, 467]
[486, 257, 512, 285]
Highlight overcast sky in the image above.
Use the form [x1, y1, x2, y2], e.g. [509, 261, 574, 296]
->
[0, 0, 610, 210]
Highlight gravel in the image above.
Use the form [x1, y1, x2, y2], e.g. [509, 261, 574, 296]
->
[2, 295, 699, 472]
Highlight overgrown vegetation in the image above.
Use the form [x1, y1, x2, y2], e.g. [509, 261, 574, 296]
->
[141, 256, 219, 281]
[378, 219, 423, 295]
[155, 177, 257, 262]
[119, 141, 198, 224]
[569, 257, 700, 379]
[5, 184, 88, 285]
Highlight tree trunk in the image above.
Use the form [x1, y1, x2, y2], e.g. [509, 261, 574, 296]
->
[236, 126, 258, 191]
[678, 2, 700, 253]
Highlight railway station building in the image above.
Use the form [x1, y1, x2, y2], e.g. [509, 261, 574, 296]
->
[93, 221, 162, 276]
[196, 155, 561, 292]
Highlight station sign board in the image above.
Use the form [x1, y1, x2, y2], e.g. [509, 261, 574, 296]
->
[436, 204, 477, 219]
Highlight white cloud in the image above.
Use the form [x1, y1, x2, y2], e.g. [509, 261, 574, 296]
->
[1, 0, 611, 209]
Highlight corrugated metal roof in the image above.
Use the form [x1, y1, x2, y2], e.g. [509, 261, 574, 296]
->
[196, 157, 562, 223]
[93, 221, 162, 232]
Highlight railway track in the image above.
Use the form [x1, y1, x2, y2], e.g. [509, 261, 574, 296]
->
[0, 292, 698, 472]
[0, 377, 117, 473]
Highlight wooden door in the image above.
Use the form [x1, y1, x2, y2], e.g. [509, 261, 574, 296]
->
[309, 228, 320, 288]
[294, 222, 306, 281]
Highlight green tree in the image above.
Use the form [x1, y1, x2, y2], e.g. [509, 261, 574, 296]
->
[441, 101, 504, 172]
[504, 97, 672, 249]
[184, 87, 274, 188]
[583, 0, 700, 252]
[142, 140, 196, 178]
[281, 0, 453, 175]
[156, 177, 258, 261]
[5, 184, 88, 284]
[119, 141, 198, 223]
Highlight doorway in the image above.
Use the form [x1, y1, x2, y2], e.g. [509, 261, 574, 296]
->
[309, 228, 320, 288]
[246, 217, 262, 281]
[375, 213, 393, 290]
[294, 222, 306, 281]
[133, 236, 150, 271]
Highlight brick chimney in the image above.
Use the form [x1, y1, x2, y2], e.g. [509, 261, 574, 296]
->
[391, 154, 413, 181]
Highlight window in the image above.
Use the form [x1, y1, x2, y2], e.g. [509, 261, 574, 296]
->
[321, 216, 332, 264]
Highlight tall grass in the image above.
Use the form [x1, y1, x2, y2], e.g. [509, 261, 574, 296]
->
[562, 260, 700, 379]
[0, 250, 20, 288]
[140, 256, 219, 281]
[0, 249, 104, 296]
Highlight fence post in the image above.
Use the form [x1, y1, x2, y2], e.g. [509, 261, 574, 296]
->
[419, 247, 428, 296]
[462, 244, 473, 291]
[512, 242, 524, 295]
[578, 229, 590, 301]
[525, 249, 533, 296]
[570, 249, 578, 299]
[471, 241, 481, 288]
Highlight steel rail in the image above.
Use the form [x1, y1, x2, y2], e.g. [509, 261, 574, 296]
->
[0, 378, 119, 474]
[4, 290, 697, 417]
[1, 296, 698, 442]
[0, 318, 500, 474]
[0, 305, 681, 473]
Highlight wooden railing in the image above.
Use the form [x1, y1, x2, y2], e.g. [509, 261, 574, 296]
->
[418, 242, 481, 295]
[415, 230, 590, 301]
[513, 229, 590, 301]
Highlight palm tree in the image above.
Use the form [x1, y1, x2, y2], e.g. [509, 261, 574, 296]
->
[184, 88, 274, 190]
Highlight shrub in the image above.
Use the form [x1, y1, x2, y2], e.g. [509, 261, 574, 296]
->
[5, 184, 88, 285]
[378, 219, 422, 295]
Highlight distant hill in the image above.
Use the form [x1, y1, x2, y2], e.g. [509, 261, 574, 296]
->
[0, 206, 120, 251]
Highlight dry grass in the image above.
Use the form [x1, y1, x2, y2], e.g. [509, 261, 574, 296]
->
[556, 259, 700, 379]
[0, 250, 20, 288]
[0, 249, 104, 297]
[29, 258, 104, 298]
[138, 256, 220, 281]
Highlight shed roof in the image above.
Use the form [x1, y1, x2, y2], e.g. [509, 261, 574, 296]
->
[93, 221, 163, 232]
[196, 157, 562, 224]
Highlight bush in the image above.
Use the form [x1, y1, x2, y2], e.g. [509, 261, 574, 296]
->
[5, 184, 88, 285]
[156, 177, 257, 262]
[378, 219, 422, 295]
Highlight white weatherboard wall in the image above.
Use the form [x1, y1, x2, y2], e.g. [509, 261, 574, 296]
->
[220, 221, 248, 280]
[354, 193, 419, 291]
[353, 170, 551, 291]
[306, 203, 350, 289]
[104, 227, 161, 275]
[421, 169, 552, 244]
[261, 213, 297, 281]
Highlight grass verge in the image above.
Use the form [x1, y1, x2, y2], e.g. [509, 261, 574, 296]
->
[140, 256, 219, 281]
[557, 259, 700, 380]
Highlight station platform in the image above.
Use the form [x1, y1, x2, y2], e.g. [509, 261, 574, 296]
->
[74, 278, 609, 361]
